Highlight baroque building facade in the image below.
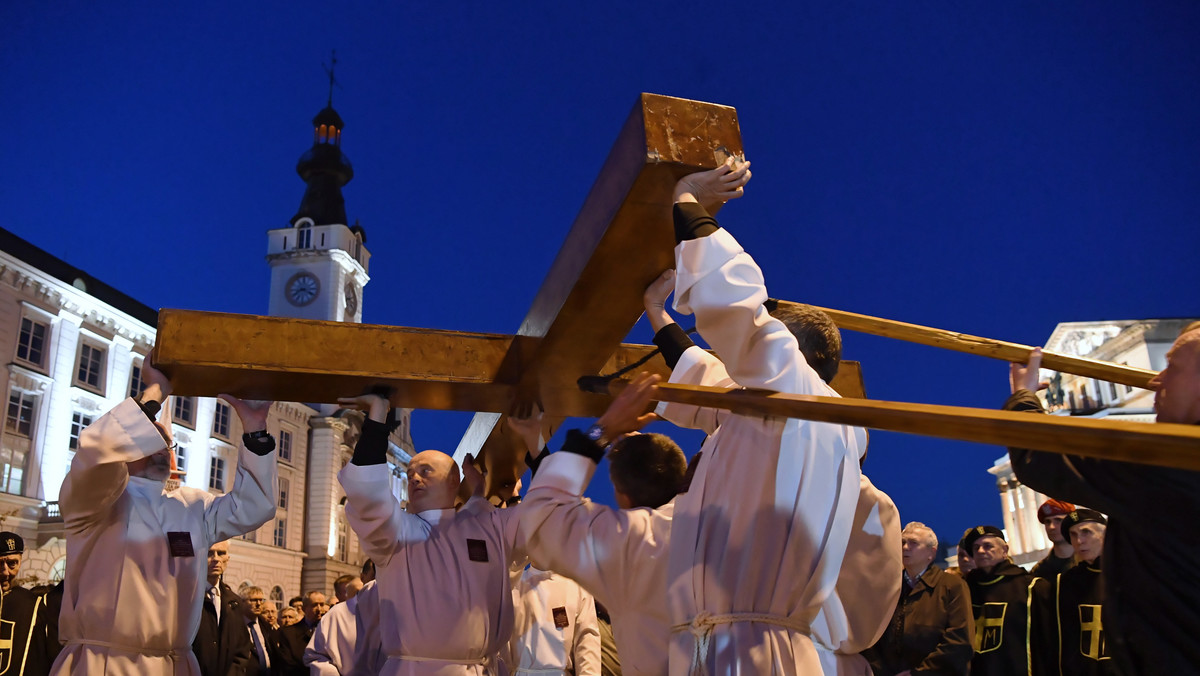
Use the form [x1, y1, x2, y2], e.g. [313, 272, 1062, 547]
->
[986, 318, 1194, 567]
[0, 98, 414, 611]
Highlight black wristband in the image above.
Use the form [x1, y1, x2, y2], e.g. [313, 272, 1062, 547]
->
[673, 202, 720, 244]
[242, 430, 276, 456]
[561, 429, 605, 464]
[136, 398, 162, 422]
[653, 323, 695, 370]
[351, 418, 390, 466]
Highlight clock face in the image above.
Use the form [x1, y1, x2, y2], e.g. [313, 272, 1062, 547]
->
[344, 281, 358, 316]
[286, 271, 320, 307]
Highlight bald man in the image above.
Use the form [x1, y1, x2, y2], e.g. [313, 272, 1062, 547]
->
[1006, 324, 1200, 674]
[337, 393, 523, 675]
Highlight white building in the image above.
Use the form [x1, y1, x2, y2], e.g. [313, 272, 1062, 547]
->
[1, 98, 414, 613]
[987, 318, 1194, 567]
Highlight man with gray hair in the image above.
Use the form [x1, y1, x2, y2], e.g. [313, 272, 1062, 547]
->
[866, 522, 974, 676]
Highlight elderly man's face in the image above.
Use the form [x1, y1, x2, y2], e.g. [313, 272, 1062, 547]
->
[901, 531, 936, 571]
[0, 554, 21, 592]
[302, 592, 329, 624]
[1149, 331, 1200, 425]
[243, 589, 268, 621]
[406, 451, 460, 512]
[261, 606, 277, 626]
[973, 536, 1009, 571]
[279, 608, 301, 626]
[1069, 523, 1106, 564]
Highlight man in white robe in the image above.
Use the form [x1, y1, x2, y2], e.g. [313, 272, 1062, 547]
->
[518, 379, 686, 676]
[337, 392, 523, 675]
[52, 364, 278, 675]
[509, 566, 602, 676]
[657, 161, 867, 675]
[644, 271, 901, 676]
[304, 574, 364, 674]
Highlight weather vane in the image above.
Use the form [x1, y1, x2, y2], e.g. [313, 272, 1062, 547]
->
[323, 50, 341, 107]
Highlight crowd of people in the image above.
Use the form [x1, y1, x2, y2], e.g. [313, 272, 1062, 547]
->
[3, 161, 1195, 675]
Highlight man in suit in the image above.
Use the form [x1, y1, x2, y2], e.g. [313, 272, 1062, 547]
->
[191, 540, 253, 675]
[274, 591, 329, 675]
[240, 586, 276, 676]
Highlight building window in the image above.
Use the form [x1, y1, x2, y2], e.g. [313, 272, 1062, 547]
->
[278, 476, 289, 510]
[270, 585, 284, 612]
[242, 528, 257, 543]
[212, 402, 232, 440]
[1108, 381, 1118, 400]
[297, 224, 312, 249]
[69, 412, 94, 451]
[209, 456, 226, 492]
[173, 397, 196, 428]
[15, 317, 49, 370]
[75, 342, 107, 393]
[174, 444, 187, 474]
[279, 429, 293, 462]
[0, 390, 34, 496]
[128, 360, 146, 400]
[7, 392, 36, 438]
[1122, 362, 1134, 393]
[273, 518, 287, 548]
[336, 511, 348, 561]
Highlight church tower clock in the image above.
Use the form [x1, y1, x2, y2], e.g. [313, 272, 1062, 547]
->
[266, 86, 369, 322]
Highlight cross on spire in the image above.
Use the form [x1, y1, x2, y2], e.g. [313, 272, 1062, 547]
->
[323, 50, 340, 107]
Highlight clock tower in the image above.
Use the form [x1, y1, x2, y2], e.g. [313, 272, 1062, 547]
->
[266, 96, 369, 322]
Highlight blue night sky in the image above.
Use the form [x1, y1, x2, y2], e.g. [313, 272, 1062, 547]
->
[5, 2, 1198, 552]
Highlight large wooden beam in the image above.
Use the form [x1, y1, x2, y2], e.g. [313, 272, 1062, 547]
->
[596, 380, 1200, 471]
[775, 301, 1158, 389]
[454, 93, 745, 491]
[154, 308, 864, 415]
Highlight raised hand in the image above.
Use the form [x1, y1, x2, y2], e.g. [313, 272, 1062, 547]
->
[337, 393, 390, 423]
[218, 394, 273, 433]
[673, 157, 752, 212]
[507, 405, 545, 454]
[462, 453, 485, 498]
[596, 372, 661, 438]
[140, 361, 173, 403]
[1009, 347, 1048, 395]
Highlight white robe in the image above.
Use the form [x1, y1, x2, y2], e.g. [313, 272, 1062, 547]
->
[347, 580, 385, 676]
[810, 476, 902, 676]
[520, 452, 674, 676]
[52, 397, 278, 676]
[338, 464, 523, 675]
[305, 593, 360, 675]
[660, 228, 867, 675]
[510, 566, 601, 676]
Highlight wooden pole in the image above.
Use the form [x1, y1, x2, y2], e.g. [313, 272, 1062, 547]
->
[591, 379, 1200, 471]
[771, 301, 1158, 390]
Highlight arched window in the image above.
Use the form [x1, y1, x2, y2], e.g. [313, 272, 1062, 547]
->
[270, 585, 285, 613]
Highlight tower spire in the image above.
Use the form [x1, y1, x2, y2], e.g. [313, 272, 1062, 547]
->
[322, 50, 339, 107]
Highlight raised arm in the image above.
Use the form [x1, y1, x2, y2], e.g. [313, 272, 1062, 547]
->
[644, 271, 734, 433]
[1005, 349, 1117, 512]
[669, 163, 829, 396]
[519, 374, 661, 607]
[204, 395, 279, 543]
[337, 393, 430, 564]
[60, 364, 173, 530]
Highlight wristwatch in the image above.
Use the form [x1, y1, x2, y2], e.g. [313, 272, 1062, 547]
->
[585, 423, 609, 448]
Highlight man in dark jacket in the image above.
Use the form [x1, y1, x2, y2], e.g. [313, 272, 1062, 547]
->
[866, 522, 974, 676]
[0, 532, 52, 676]
[1029, 499, 1075, 580]
[273, 590, 329, 676]
[1029, 509, 1114, 676]
[192, 541, 253, 676]
[1006, 326, 1200, 675]
[963, 526, 1035, 676]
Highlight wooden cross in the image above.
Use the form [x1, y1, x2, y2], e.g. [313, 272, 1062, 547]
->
[156, 94, 868, 494]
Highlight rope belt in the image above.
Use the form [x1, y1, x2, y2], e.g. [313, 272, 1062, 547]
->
[388, 652, 488, 666]
[670, 610, 812, 676]
[65, 638, 185, 660]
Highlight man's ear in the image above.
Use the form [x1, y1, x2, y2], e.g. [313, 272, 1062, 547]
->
[614, 491, 633, 510]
